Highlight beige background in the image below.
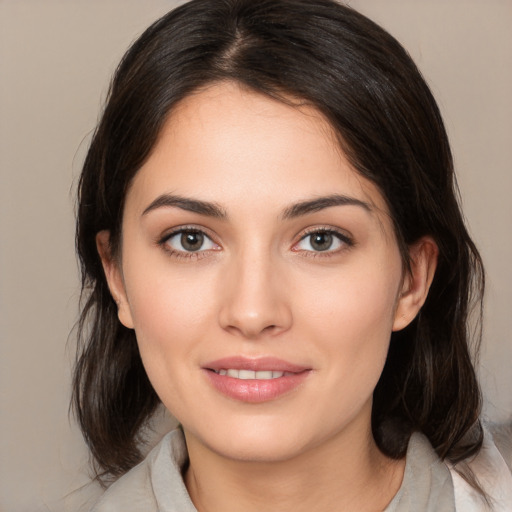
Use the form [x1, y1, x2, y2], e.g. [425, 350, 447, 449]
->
[1, 1, 510, 510]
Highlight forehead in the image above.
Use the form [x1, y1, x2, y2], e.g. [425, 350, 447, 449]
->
[126, 81, 390, 219]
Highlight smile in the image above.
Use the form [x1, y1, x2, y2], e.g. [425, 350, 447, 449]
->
[203, 357, 311, 403]
[212, 369, 295, 379]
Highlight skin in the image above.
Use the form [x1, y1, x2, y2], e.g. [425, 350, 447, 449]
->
[98, 82, 437, 511]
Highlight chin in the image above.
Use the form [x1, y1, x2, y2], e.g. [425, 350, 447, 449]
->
[185, 414, 328, 464]
[212, 434, 307, 463]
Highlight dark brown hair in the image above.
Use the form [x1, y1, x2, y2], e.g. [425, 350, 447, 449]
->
[73, 0, 484, 483]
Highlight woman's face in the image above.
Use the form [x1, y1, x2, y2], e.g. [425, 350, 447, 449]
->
[101, 82, 427, 463]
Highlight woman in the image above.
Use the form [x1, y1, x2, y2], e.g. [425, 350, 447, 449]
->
[73, 0, 512, 510]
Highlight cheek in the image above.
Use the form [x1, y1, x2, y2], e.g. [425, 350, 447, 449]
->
[299, 260, 400, 339]
[123, 239, 216, 328]
[121, 255, 219, 377]
[294, 256, 401, 383]
[122, 266, 222, 419]
[297, 264, 400, 420]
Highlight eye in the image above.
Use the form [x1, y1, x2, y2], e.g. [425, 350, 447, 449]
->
[294, 229, 352, 253]
[164, 229, 218, 253]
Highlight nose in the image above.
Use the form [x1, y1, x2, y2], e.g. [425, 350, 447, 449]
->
[218, 251, 293, 339]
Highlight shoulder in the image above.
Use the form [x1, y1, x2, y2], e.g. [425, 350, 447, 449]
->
[449, 423, 512, 512]
[90, 450, 157, 512]
[90, 429, 195, 512]
[389, 426, 512, 512]
[490, 421, 512, 472]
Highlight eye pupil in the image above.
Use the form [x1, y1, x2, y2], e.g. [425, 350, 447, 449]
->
[311, 232, 333, 251]
[181, 231, 204, 251]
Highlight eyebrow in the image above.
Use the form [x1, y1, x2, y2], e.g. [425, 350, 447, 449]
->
[142, 192, 372, 220]
[281, 194, 372, 219]
[142, 194, 227, 218]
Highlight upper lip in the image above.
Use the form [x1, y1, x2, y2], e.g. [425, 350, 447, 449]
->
[203, 356, 310, 373]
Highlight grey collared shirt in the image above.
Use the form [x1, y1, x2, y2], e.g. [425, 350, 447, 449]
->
[89, 429, 460, 512]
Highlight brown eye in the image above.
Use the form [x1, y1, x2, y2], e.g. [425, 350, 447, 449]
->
[310, 232, 333, 251]
[294, 229, 352, 253]
[164, 229, 218, 253]
[181, 231, 204, 251]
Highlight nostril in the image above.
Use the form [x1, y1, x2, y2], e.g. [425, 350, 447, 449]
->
[217, 282, 293, 338]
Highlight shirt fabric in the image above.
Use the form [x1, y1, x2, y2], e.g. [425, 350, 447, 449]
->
[90, 427, 512, 512]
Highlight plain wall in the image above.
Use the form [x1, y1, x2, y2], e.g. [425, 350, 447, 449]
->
[1, 1, 510, 510]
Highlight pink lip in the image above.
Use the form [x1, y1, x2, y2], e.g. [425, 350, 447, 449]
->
[203, 356, 311, 403]
[204, 356, 309, 373]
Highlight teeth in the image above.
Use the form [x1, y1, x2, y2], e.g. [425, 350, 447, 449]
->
[239, 370, 255, 380]
[256, 371, 273, 379]
[214, 369, 291, 380]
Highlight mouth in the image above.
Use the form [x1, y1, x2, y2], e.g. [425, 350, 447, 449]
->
[210, 369, 296, 380]
[203, 357, 311, 403]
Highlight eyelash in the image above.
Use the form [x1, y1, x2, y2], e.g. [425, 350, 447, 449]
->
[157, 226, 354, 260]
[293, 227, 354, 257]
[157, 226, 220, 261]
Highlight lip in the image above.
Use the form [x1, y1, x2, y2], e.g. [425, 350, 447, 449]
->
[202, 356, 311, 403]
[204, 356, 309, 373]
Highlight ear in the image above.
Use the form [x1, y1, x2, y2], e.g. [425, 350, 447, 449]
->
[393, 236, 438, 332]
[96, 230, 134, 329]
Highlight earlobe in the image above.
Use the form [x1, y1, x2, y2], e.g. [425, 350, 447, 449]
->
[96, 230, 135, 329]
[392, 236, 438, 332]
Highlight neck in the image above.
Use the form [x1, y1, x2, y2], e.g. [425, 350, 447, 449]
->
[183, 418, 404, 512]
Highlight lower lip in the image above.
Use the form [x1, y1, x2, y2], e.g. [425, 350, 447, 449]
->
[204, 369, 310, 403]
